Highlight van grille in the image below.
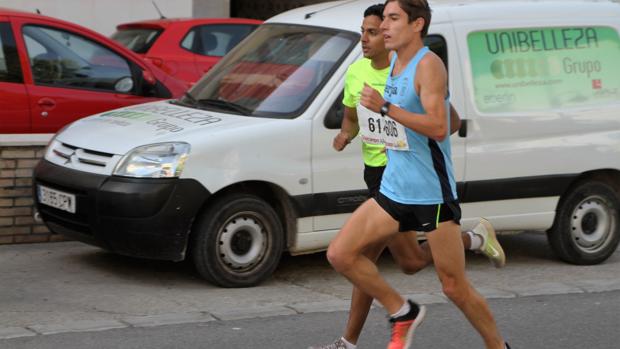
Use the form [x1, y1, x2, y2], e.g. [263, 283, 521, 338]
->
[46, 141, 122, 175]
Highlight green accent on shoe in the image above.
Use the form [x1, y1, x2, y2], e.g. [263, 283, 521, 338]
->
[473, 218, 506, 268]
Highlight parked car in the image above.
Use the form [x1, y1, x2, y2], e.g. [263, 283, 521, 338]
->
[34, 0, 620, 287]
[111, 17, 262, 84]
[0, 8, 187, 134]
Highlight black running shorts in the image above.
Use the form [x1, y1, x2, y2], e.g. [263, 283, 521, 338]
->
[363, 165, 386, 199]
[375, 192, 461, 233]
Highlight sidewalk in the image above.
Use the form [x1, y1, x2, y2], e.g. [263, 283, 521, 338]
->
[1, 232, 619, 339]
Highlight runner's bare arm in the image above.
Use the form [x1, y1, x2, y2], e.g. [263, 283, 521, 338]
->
[360, 53, 449, 141]
[381, 53, 460, 135]
[333, 106, 359, 151]
[449, 103, 461, 135]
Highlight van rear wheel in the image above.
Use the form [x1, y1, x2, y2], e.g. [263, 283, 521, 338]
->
[548, 181, 620, 265]
[191, 194, 284, 287]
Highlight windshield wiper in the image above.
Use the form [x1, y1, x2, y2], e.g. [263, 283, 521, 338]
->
[180, 92, 200, 107]
[171, 92, 201, 108]
[198, 98, 252, 115]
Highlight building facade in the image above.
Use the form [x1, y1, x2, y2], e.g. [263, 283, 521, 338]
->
[230, 0, 331, 19]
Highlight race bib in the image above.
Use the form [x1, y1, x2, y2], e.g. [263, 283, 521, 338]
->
[357, 105, 409, 151]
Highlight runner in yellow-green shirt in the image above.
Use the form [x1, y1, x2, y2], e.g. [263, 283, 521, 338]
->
[312, 4, 505, 349]
[334, 56, 389, 197]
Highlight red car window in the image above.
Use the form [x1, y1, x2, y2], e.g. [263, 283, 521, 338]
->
[111, 28, 162, 54]
[0, 22, 23, 83]
[181, 24, 258, 57]
[23, 25, 134, 93]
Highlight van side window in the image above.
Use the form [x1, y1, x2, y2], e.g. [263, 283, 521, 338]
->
[0, 22, 23, 83]
[324, 91, 345, 129]
[424, 34, 448, 69]
[468, 26, 620, 113]
[324, 35, 447, 130]
[23, 25, 133, 93]
[181, 24, 257, 57]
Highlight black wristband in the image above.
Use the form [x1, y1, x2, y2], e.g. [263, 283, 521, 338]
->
[380, 101, 391, 117]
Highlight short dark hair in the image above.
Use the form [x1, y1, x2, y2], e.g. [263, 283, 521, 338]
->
[384, 0, 431, 37]
[364, 3, 385, 19]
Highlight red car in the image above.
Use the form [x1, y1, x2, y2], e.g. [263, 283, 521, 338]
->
[111, 18, 262, 84]
[0, 8, 187, 134]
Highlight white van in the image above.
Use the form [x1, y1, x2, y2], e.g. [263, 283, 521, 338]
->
[34, 0, 620, 287]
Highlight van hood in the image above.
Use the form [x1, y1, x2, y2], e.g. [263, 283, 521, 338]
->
[55, 101, 259, 155]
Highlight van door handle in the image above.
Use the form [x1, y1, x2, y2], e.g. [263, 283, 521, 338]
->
[458, 119, 468, 138]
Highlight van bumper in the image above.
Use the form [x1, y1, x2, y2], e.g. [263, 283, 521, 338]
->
[33, 160, 209, 261]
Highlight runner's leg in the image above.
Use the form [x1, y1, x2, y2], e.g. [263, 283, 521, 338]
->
[327, 199, 405, 314]
[426, 220, 505, 349]
[342, 241, 385, 344]
[392, 230, 473, 274]
[342, 232, 431, 343]
[388, 232, 430, 274]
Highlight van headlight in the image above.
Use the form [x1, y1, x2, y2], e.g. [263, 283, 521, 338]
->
[113, 142, 190, 178]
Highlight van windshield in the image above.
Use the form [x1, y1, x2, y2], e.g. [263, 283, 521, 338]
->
[179, 24, 358, 118]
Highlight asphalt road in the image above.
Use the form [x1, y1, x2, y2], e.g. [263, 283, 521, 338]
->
[1, 231, 619, 348]
[3, 291, 620, 349]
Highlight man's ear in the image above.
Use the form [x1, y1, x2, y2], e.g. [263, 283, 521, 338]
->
[412, 17, 425, 33]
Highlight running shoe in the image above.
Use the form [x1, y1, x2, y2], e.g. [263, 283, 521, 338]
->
[472, 218, 506, 268]
[387, 300, 426, 349]
[308, 338, 348, 349]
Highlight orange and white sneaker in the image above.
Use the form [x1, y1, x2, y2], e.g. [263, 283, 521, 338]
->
[387, 300, 426, 349]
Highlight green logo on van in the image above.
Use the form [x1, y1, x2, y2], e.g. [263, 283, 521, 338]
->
[100, 111, 151, 119]
[468, 26, 620, 113]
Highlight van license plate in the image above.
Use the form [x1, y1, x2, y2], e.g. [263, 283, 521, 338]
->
[38, 185, 76, 214]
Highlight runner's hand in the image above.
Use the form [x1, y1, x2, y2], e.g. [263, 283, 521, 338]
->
[333, 132, 350, 151]
[360, 83, 384, 113]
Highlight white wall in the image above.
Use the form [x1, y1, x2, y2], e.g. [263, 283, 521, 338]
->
[193, 0, 229, 18]
[0, 0, 193, 36]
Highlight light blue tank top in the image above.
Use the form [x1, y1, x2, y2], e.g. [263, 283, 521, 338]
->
[379, 47, 458, 204]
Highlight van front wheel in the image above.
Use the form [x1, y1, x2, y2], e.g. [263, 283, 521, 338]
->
[548, 181, 620, 265]
[191, 194, 284, 287]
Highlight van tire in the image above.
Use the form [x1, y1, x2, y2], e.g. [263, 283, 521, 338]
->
[548, 181, 620, 265]
[191, 194, 284, 287]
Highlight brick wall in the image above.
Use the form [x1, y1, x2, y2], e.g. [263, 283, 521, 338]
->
[0, 145, 67, 245]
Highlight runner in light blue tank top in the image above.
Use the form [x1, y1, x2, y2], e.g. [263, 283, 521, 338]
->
[327, 2, 509, 348]
[380, 46, 458, 205]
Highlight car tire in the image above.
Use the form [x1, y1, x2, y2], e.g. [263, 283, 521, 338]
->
[548, 180, 620, 265]
[191, 194, 284, 287]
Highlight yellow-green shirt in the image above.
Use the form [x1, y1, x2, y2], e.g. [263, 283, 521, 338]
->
[342, 58, 389, 167]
